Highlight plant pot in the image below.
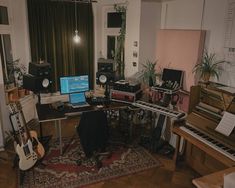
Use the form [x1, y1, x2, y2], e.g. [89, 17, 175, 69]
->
[18, 88, 25, 98]
[6, 82, 15, 90]
[149, 77, 154, 87]
[202, 73, 210, 82]
[25, 89, 30, 95]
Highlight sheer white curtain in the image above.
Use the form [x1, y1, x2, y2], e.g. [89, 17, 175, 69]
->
[0, 71, 5, 151]
[0, 116, 4, 151]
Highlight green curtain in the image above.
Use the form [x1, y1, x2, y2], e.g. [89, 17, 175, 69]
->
[27, 0, 94, 91]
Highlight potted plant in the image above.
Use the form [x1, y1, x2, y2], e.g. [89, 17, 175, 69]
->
[12, 59, 27, 98]
[142, 60, 158, 87]
[193, 51, 229, 82]
[112, 4, 127, 80]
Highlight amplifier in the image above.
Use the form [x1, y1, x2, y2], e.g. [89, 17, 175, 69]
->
[110, 89, 142, 103]
[113, 80, 141, 93]
[29, 62, 51, 76]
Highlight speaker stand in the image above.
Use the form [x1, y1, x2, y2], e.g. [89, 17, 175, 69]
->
[36, 92, 52, 152]
[104, 84, 109, 99]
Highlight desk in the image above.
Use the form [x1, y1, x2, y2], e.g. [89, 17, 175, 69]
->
[192, 167, 235, 188]
[36, 102, 128, 154]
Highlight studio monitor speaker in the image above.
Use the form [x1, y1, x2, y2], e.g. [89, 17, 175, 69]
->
[98, 58, 115, 72]
[29, 62, 51, 76]
[96, 71, 115, 85]
[23, 74, 52, 92]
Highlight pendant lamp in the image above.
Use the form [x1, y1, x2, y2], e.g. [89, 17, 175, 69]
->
[73, 0, 81, 43]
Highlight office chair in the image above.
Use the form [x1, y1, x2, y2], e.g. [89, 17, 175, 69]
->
[76, 110, 110, 168]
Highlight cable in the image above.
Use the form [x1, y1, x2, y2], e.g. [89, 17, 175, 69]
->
[75, 0, 77, 31]
[200, 0, 206, 30]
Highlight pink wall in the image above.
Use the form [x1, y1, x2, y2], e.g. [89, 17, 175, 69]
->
[156, 29, 205, 91]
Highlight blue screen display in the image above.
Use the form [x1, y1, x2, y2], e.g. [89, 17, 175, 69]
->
[60, 75, 89, 94]
[69, 92, 86, 104]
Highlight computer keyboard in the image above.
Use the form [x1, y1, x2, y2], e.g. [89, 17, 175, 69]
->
[71, 103, 90, 108]
[65, 111, 82, 116]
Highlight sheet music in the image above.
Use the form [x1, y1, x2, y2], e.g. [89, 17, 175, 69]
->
[215, 112, 235, 136]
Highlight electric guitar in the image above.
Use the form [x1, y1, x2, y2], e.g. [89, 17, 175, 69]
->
[9, 102, 45, 170]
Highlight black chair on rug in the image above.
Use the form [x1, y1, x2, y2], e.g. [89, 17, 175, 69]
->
[76, 110, 111, 168]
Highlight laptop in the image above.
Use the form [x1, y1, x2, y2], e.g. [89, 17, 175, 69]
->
[69, 92, 90, 108]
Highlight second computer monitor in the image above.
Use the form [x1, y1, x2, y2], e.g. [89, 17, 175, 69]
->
[162, 68, 183, 88]
[60, 75, 89, 94]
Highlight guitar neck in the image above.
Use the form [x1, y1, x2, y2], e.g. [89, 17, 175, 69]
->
[12, 102, 31, 144]
[16, 114, 27, 144]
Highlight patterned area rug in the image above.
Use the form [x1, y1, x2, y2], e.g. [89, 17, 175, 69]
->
[20, 138, 161, 188]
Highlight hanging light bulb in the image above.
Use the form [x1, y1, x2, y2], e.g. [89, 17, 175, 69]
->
[73, 30, 81, 43]
[73, 0, 81, 44]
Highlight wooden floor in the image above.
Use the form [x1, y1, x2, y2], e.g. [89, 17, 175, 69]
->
[0, 117, 199, 188]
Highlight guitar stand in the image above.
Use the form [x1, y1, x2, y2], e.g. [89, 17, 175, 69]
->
[36, 97, 53, 153]
[12, 154, 25, 186]
[19, 170, 26, 186]
[9, 112, 47, 186]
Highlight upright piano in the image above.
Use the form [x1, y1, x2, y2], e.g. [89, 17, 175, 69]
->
[173, 83, 235, 175]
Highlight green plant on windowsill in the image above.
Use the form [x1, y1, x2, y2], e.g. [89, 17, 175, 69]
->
[7, 59, 27, 98]
[193, 51, 230, 82]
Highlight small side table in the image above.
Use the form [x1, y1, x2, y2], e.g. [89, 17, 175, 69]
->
[192, 167, 235, 188]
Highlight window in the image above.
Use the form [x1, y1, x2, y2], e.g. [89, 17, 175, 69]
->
[107, 12, 122, 28]
[0, 6, 9, 25]
[0, 34, 13, 84]
[107, 35, 117, 59]
[102, 6, 122, 59]
[0, 1, 14, 87]
[0, 1, 18, 144]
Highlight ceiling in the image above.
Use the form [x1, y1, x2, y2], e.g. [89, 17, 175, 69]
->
[142, 0, 175, 2]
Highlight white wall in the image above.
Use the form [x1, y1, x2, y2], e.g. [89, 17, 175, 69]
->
[139, 1, 161, 70]
[11, 0, 31, 70]
[161, 0, 204, 29]
[125, 0, 141, 77]
[160, 0, 235, 87]
[0, 0, 14, 145]
[0, 0, 30, 145]
[0, 58, 5, 150]
[202, 0, 235, 86]
[94, 0, 142, 78]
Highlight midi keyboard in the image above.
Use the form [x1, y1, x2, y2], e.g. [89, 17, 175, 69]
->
[132, 100, 185, 119]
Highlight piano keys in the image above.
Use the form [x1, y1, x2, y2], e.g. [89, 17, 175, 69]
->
[132, 100, 185, 119]
[180, 123, 235, 162]
[173, 84, 235, 175]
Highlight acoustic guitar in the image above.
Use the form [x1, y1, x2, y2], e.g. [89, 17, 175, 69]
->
[9, 102, 45, 170]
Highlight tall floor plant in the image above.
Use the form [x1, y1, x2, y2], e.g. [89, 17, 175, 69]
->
[112, 4, 126, 79]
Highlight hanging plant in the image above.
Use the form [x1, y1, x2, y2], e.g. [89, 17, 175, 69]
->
[112, 4, 127, 80]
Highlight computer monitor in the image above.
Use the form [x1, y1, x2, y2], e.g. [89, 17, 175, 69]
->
[69, 92, 86, 105]
[60, 75, 89, 94]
